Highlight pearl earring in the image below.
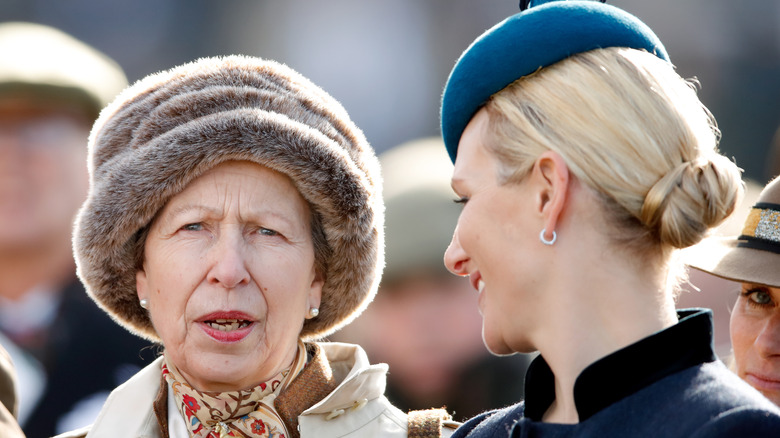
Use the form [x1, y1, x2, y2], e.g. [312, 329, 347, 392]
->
[308, 307, 319, 318]
[139, 298, 149, 309]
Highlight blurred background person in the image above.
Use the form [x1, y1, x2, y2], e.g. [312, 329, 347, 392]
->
[0, 22, 154, 437]
[685, 176, 780, 406]
[334, 138, 533, 422]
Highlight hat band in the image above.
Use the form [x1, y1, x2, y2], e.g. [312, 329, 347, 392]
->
[737, 202, 780, 254]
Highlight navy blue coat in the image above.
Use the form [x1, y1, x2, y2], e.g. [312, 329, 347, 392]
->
[452, 310, 780, 437]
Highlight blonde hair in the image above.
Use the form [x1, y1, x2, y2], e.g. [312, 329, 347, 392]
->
[483, 47, 743, 258]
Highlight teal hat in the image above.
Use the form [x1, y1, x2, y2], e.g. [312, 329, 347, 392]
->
[440, 0, 669, 162]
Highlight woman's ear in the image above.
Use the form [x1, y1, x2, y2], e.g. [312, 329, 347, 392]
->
[308, 268, 324, 311]
[136, 270, 149, 303]
[533, 150, 570, 237]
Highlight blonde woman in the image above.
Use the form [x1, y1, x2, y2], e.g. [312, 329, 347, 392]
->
[438, 1, 780, 436]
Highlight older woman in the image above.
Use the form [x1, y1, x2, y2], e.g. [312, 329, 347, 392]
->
[686, 176, 780, 406]
[57, 56, 454, 438]
[437, 1, 780, 436]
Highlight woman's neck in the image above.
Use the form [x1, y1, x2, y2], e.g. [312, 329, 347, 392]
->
[533, 247, 678, 424]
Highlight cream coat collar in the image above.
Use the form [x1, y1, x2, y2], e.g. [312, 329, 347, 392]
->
[56, 342, 401, 438]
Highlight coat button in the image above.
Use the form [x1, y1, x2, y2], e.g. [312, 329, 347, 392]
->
[351, 398, 368, 411]
[325, 408, 345, 420]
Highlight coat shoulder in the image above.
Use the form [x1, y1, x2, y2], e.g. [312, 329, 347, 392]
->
[450, 403, 525, 438]
[689, 405, 780, 438]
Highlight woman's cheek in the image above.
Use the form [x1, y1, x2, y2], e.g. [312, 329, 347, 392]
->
[730, 305, 755, 373]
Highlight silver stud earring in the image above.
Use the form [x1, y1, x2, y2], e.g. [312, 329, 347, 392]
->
[308, 307, 319, 319]
[539, 228, 557, 245]
[139, 298, 149, 309]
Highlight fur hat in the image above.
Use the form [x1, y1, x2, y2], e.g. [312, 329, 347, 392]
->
[440, 0, 668, 162]
[73, 55, 384, 342]
[0, 22, 127, 118]
[684, 176, 780, 288]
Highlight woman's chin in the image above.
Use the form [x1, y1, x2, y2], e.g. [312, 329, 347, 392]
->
[173, 337, 269, 392]
[482, 332, 515, 356]
[180, 355, 259, 392]
[483, 328, 535, 357]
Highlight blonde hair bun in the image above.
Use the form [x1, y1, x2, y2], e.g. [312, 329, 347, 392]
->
[641, 154, 743, 249]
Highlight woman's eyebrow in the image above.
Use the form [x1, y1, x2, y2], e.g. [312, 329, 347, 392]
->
[165, 204, 222, 218]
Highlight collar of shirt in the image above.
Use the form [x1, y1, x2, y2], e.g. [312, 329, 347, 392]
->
[523, 308, 717, 422]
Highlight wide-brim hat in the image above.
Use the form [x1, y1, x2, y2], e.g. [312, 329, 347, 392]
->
[0, 22, 127, 118]
[440, 0, 668, 163]
[684, 176, 780, 288]
[74, 55, 384, 342]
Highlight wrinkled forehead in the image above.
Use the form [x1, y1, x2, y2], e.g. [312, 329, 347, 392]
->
[155, 160, 312, 225]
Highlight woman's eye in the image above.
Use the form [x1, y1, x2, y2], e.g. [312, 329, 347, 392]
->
[742, 288, 774, 308]
[749, 290, 773, 305]
[259, 227, 278, 237]
[453, 196, 469, 205]
[182, 223, 203, 231]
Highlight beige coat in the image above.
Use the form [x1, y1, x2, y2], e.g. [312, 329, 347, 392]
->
[56, 342, 456, 438]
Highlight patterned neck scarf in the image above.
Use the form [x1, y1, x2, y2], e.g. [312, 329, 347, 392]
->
[163, 341, 307, 438]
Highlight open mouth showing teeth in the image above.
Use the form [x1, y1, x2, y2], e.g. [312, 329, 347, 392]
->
[205, 319, 251, 331]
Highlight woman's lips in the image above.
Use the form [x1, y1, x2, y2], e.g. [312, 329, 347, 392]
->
[197, 311, 255, 343]
[745, 372, 780, 392]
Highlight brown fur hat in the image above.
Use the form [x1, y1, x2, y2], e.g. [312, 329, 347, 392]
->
[74, 55, 384, 342]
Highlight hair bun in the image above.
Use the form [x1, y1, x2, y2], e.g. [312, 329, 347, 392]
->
[640, 155, 743, 248]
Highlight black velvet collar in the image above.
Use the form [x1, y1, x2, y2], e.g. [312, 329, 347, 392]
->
[523, 309, 717, 422]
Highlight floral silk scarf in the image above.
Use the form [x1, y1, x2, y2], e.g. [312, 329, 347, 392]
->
[163, 341, 307, 438]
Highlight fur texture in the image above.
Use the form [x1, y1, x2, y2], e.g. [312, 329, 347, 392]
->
[73, 56, 384, 342]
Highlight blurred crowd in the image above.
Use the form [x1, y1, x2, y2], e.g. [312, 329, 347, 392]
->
[0, 1, 778, 436]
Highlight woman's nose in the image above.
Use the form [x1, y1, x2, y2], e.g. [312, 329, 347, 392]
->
[207, 231, 251, 289]
[755, 311, 780, 358]
[444, 227, 469, 276]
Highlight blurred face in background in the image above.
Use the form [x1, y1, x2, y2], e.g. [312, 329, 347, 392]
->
[730, 284, 780, 406]
[0, 96, 90, 252]
[362, 273, 484, 404]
